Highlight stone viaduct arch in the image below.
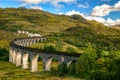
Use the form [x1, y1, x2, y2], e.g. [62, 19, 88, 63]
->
[9, 37, 81, 72]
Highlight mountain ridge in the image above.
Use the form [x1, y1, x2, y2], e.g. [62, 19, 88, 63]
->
[1, 7, 119, 35]
[110, 25, 120, 30]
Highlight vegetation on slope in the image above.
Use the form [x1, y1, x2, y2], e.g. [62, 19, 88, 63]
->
[0, 7, 120, 80]
[1, 7, 119, 35]
[0, 7, 79, 35]
[47, 26, 120, 51]
[0, 61, 81, 80]
[110, 25, 120, 30]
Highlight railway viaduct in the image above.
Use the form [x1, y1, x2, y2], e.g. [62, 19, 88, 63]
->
[9, 37, 81, 72]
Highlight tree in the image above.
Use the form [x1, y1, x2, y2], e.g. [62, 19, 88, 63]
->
[0, 47, 9, 61]
[57, 63, 68, 76]
[76, 43, 97, 78]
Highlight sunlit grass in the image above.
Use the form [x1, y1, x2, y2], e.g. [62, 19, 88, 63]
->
[0, 61, 81, 80]
[0, 40, 9, 49]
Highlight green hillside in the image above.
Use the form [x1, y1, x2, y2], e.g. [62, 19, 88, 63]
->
[0, 7, 120, 49]
[1, 7, 119, 35]
[0, 61, 81, 80]
[46, 26, 120, 51]
[0, 7, 78, 35]
[0, 7, 120, 80]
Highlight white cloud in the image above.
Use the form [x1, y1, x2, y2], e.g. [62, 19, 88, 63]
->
[100, 0, 111, 2]
[114, 1, 120, 8]
[58, 12, 64, 15]
[84, 15, 120, 26]
[30, 6, 42, 10]
[65, 10, 105, 23]
[104, 18, 120, 26]
[84, 15, 106, 23]
[18, 0, 76, 7]
[65, 10, 84, 16]
[19, 0, 42, 5]
[50, 0, 76, 7]
[65, 10, 120, 26]
[91, 1, 120, 17]
[77, 2, 89, 8]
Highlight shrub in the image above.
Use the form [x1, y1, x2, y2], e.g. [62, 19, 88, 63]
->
[88, 70, 111, 80]
[57, 63, 68, 76]
[0, 47, 9, 61]
[43, 45, 56, 51]
[68, 61, 76, 75]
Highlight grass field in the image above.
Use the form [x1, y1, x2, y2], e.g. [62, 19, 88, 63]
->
[0, 61, 81, 80]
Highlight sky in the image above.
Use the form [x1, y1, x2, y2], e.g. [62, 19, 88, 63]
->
[0, 0, 120, 26]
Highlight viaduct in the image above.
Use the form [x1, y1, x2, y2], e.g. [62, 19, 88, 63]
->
[9, 37, 81, 72]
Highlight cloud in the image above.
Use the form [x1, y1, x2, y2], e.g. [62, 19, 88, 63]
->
[77, 2, 89, 8]
[19, 0, 41, 4]
[91, 1, 120, 17]
[18, 0, 76, 7]
[104, 18, 120, 26]
[65, 10, 84, 16]
[84, 15, 106, 23]
[84, 15, 120, 26]
[65, 10, 120, 26]
[65, 10, 105, 23]
[100, 0, 111, 2]
[50, 0, 76, 7]
[58, 12, 64, 15]
[30, 6, 42, 10]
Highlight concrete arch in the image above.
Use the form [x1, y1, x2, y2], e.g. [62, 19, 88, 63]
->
[41, 55, 64, 71]
[52, 55, 64, 63]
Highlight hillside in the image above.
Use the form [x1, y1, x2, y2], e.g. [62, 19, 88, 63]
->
[47, 26, 120, 51]
[0, 7, 79, 35]
[0, 61, 80, 80]
[0, 8, 120, 80]
[1, 7, 119, 36]
[0, 8, 120, 50]
[110, 25, 120, 30]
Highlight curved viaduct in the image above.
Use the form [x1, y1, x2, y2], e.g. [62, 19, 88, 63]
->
[9, 37, 81, 72]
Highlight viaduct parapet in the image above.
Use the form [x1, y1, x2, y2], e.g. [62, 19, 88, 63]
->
[9, 37, 81, 72]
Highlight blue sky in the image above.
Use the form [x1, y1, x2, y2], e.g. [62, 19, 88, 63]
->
[0, 0, 120, 26]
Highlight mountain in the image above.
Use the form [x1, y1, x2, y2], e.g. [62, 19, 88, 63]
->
[0, 7, 120, 50]
[1, 7, 119, 35]
[110, 25, 120, 30]
[0, 7, 84, 35]
[50, 26, 120, 50]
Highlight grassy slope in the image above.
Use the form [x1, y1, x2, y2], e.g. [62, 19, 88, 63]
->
[0, 8, 78, 35]
[48, 26, 120, 50]
[0, 8, 120, 79]
[1, 8, 119, 35]
[0, 8, 120, 37]
[0, 30, 28, 49]
[0, 61, 80, 80]
[110, 25, 120, 30]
